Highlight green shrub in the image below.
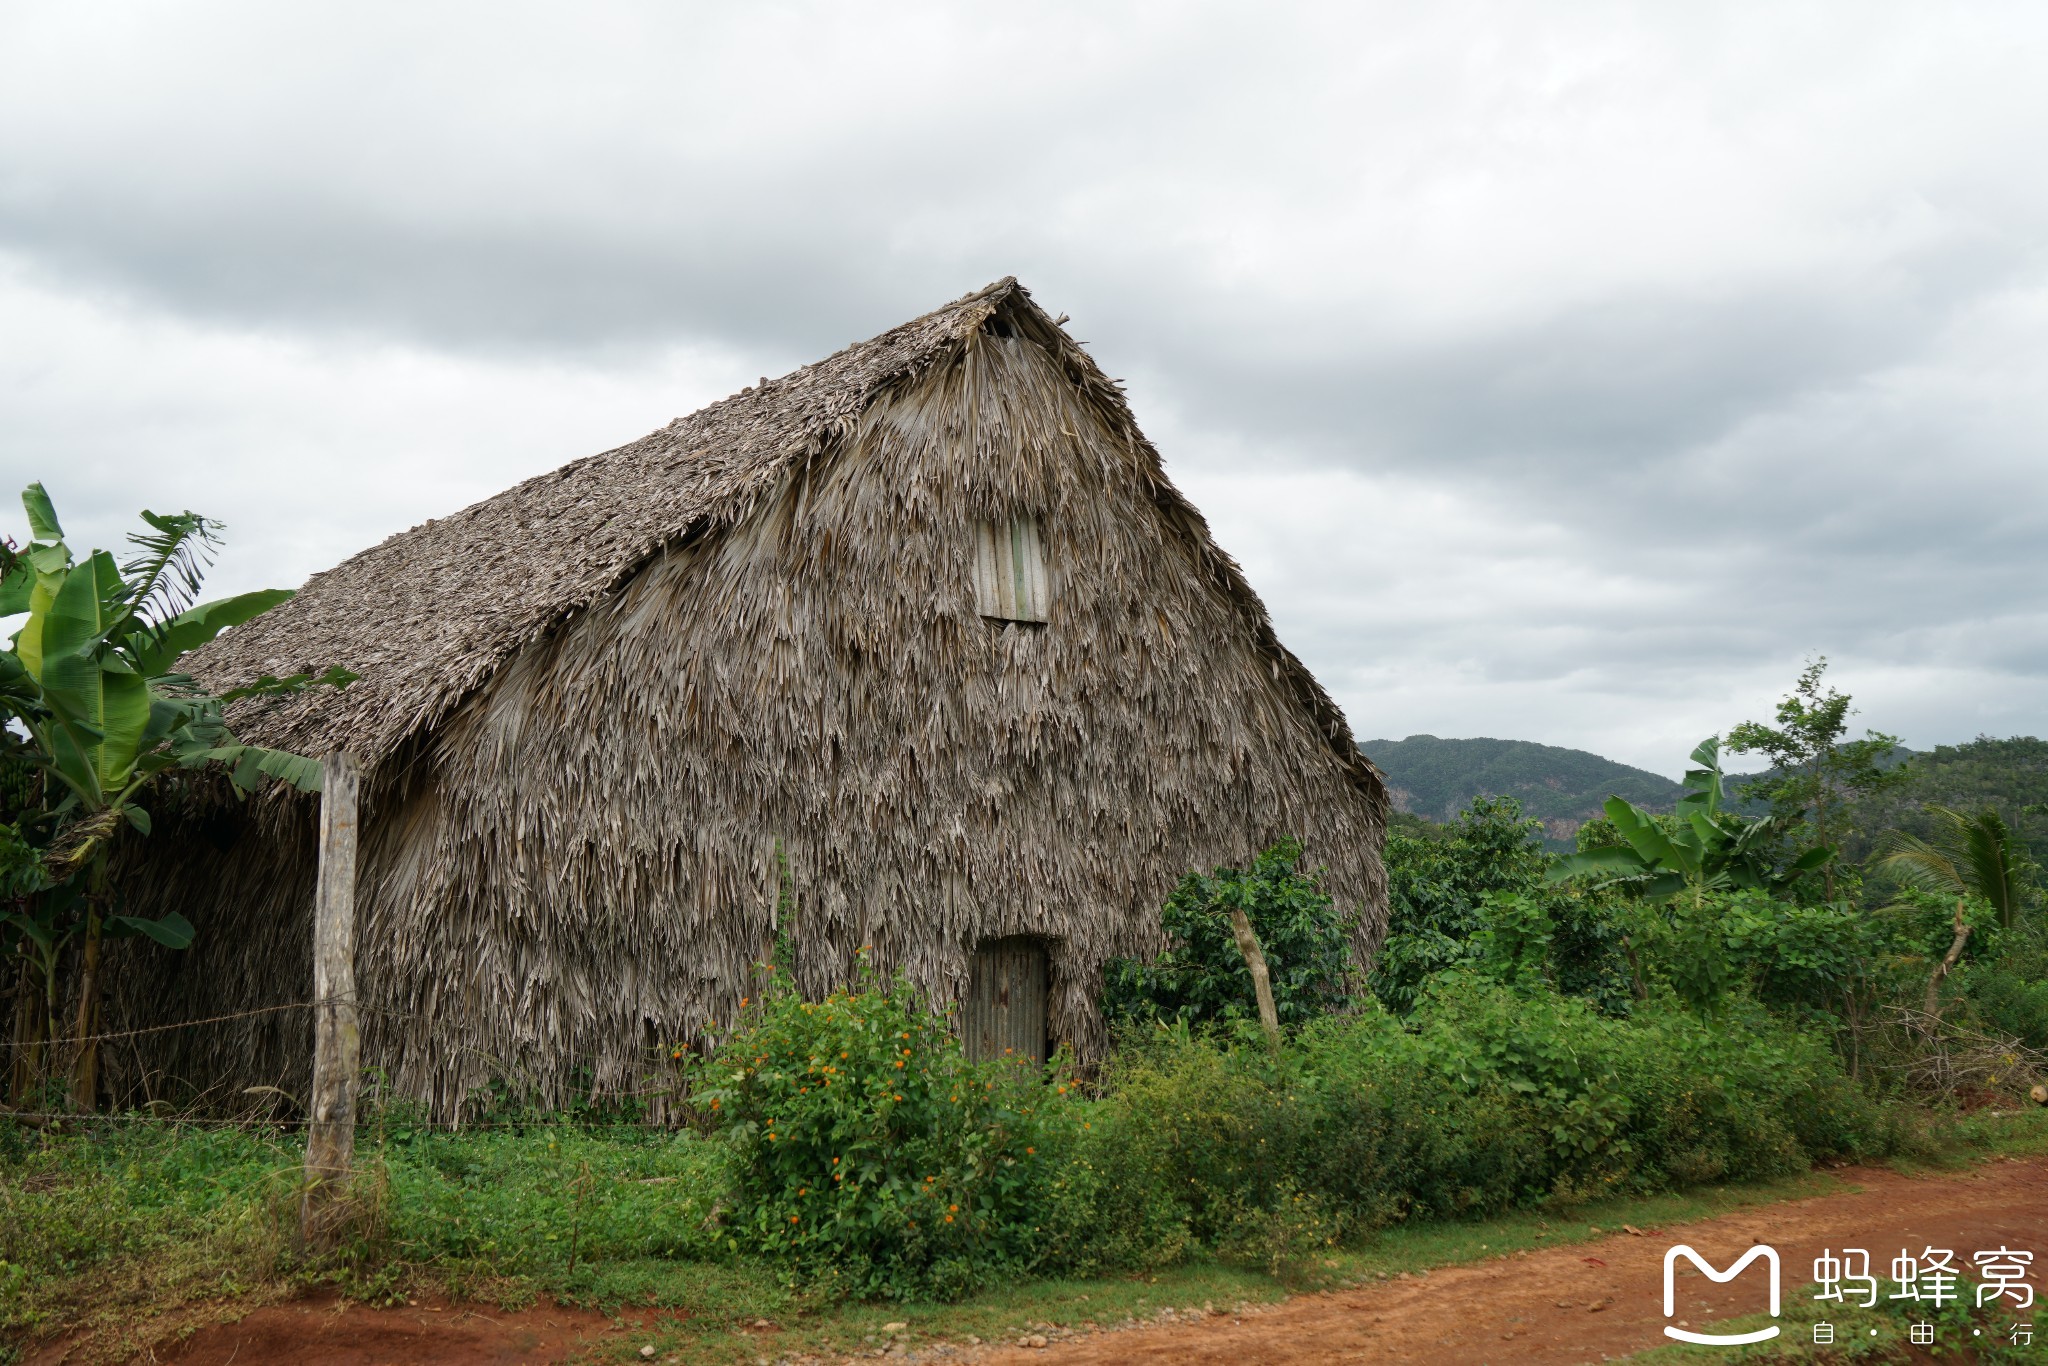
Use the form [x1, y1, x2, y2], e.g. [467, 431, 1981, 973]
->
[695, 970, 1070, 1299]
[1078, 975, 1892, 1264]
[1102, 839, 1354, 1029]
[1960, 921, 2048, 1049]
[1373, 798, 1632, 1014]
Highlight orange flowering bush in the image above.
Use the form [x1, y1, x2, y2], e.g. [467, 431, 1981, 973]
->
[692, 967, 1071, 1299]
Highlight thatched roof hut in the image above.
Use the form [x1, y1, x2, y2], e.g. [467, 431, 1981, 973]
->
[115, 279, 1388, 1117]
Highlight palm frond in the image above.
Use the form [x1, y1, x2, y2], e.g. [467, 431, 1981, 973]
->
[120, 509, 221, 640]
[1875, 804, 2026, 927]
[1958, 806, 2022, 927]
[1873, 827, 1965, 897]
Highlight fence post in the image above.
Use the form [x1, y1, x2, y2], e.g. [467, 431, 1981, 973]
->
[300, 751, 360, 1250]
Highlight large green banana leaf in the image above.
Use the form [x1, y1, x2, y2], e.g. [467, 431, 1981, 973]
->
[127, 589, 293, 676]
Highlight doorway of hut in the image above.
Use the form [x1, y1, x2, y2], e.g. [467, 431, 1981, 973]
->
[963, 935, 1049, 1067]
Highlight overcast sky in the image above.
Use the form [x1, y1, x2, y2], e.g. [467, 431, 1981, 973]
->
[3, 2, 2044, 776]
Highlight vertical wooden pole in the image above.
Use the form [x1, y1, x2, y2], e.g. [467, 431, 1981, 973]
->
[301, 752, 360, 1250]
[1227, 907, 1282, 1053]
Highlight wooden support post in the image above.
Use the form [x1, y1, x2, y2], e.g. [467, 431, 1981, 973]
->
[301, 752, 360, 1251]
[1227, 906, 1282, 1053]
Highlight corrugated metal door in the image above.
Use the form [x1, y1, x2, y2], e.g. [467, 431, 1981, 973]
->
[964, 936, 1049, 1066]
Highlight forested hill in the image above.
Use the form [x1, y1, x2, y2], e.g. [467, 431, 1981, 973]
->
[1359, 734, 1683, 845]
[1839, 735, 2048, 865]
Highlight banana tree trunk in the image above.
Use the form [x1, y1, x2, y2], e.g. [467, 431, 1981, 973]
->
[8, 956, 47, 1106]
[68, 906, 102, 1111]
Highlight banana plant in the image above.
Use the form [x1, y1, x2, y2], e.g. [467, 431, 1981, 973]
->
[1547, 737, 1835, 905]
[0, 482, 349, 1108]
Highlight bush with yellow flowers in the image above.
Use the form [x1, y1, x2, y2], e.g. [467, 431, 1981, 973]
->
[692, 965, 1070, 1299]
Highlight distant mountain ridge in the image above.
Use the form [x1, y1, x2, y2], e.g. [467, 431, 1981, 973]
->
[1364, 733, 2048, 860]
[1359, 734, 1684, 845]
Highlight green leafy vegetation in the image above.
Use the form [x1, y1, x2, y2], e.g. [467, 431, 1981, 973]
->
[1, 484, 347, 1110]
[1727, 656, 1907, 901]
[1101, 839, 1355, 1030]
[690, 963, 1070, 1300]
[1370, 796, 1628, 1014]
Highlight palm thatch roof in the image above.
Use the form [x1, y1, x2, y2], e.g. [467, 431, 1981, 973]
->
[191, 279, 1378, 807]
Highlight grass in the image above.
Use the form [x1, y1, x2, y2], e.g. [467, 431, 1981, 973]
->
[5, 1107, 2043, 1365]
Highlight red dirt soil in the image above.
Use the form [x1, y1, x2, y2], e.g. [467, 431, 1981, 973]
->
[983, 1154, 2048, 1365]
[30, 1293, 651, 1366]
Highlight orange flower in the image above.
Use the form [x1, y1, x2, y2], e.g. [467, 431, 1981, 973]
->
[948, 1204, 959, 1212]
[944, 1214, 954, 1223]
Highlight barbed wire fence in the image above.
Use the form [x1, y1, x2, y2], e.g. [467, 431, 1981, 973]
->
[0, 996, 700, 1135]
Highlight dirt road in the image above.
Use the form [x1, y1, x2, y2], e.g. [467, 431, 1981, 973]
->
[981, 1155, 2048, 1365]
[110, 1154, 2048, 1365]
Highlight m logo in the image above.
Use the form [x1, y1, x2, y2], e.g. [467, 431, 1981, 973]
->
[1663, 1244, 1782, 1345]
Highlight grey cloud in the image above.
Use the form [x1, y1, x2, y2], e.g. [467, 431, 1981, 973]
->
[5, 0, 2048, 773]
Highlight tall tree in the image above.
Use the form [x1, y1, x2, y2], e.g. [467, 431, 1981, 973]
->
[1727, 658, 1904, 901]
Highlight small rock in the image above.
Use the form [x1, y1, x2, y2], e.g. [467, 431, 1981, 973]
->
[1026, 1335, 1049, 1349]
[1623, 1224, 1645, 1237]
[883, 1322, 908, 1333]
[966, 1336, 981, 1345]
[756, 1318, 772, 1328]
[639, 1349, 657, 1361]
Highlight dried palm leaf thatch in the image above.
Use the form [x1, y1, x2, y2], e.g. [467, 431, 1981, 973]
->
[105, 279, 1388, 1118]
